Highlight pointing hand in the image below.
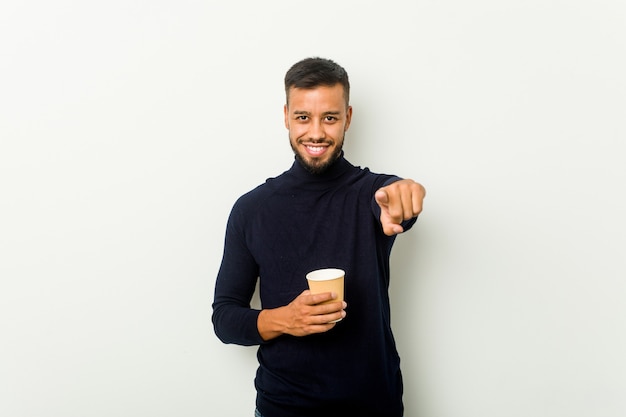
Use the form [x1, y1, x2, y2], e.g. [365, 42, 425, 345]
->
[375, 179, 425, 236]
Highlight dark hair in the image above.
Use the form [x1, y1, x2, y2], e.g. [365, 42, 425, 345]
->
[284, 57, 350, 105]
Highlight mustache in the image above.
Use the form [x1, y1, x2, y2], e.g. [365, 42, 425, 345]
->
[298, 138, 333, 145]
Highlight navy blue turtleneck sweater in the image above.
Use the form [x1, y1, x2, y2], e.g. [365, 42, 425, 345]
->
[212, 155, 417, 417]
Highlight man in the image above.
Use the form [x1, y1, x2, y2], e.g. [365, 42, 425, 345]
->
[212, 57, 425, 417]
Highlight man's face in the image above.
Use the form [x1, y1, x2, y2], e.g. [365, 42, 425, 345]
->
[284, 84, 352, 174]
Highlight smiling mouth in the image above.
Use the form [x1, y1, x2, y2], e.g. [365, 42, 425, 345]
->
[305, 144, 328, 156]
[301, 139, 333, 155]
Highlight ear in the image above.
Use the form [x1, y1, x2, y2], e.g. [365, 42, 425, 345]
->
[284, 104, 289, 129]
[344, 106, 353, 131]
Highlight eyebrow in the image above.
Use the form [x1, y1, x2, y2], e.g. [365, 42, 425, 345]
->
[293, 110, 342, 116]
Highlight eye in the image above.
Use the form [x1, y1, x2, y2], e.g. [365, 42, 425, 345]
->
[324, 116, 337, 122]
[296, 115, 308, 121]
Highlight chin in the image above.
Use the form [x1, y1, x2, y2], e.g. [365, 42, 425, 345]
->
[297, 151, 341, 175]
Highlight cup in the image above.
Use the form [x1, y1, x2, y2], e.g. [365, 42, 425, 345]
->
[306, 268, 345, 322]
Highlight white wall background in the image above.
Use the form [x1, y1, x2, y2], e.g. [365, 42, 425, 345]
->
[1, 1, 625, 416]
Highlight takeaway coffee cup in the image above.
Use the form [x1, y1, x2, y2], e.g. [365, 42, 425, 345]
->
[306, 268, 345, 322]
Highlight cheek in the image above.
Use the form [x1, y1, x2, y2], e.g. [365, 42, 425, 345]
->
[290, 125, 308, 138]
[331, 125, 347, 138]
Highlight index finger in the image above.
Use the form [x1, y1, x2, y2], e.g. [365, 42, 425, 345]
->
[306, 291, 338, 305]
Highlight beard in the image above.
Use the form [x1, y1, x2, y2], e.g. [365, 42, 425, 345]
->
[290, 138, 344, 175]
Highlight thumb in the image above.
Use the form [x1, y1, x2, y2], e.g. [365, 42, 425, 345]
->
[375, 188, 389, 207]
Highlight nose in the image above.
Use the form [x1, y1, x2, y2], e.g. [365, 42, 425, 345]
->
[308, 120, 326, 142]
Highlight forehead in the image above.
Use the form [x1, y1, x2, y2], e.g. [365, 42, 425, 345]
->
[287, 84, 347, 109]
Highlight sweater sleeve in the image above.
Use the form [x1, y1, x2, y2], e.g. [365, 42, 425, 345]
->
[212, 202, 264, 346]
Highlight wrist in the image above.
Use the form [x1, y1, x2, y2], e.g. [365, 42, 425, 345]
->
[257, 308, 285, 341]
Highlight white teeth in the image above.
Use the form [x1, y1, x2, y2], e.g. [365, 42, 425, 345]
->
[307, 146, 324, 152]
